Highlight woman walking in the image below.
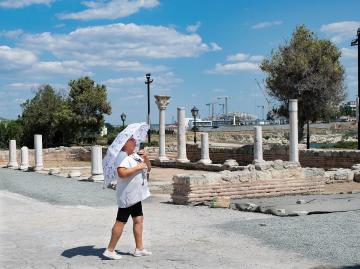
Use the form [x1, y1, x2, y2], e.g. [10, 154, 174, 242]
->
[102, 123, 152, 260]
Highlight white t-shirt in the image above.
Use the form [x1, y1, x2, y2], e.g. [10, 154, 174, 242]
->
[114, 151, 150, 208]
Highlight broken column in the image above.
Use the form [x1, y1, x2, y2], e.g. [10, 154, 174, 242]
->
[8, 140, 18, 168]
[34, 134, 43, 171]
[198, 133, 212, 164]
[289, 99, 299, 162]
[155, 95, 171, 162]
[90, 145, 104, 181]
[19, 146, 29, 171]
[176, 107, 189, 163]
[254, 126, 263, 161]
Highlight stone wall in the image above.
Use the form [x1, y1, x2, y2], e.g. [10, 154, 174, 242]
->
[171, 161, 325, 204]
[186, 144, 360, 169]
[0, 147, 95, 166]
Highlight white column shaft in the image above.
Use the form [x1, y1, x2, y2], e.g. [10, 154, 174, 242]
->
[8, 140, 18, 168]
[198, 133, 211, 164]
[34, 134, 43, 171]
[177, 107, 189, 163]
[254, 126, 263, 161]
[289, 99, 299, 162]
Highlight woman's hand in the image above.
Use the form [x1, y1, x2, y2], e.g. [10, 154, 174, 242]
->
[138, 149, 148, 160]
[136, 162, 148, 171]
[139, 149, 151, 172]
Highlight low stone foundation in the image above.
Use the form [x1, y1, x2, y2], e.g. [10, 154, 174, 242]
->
[186, 144, 360, 169]
[171, 160, 325, 205]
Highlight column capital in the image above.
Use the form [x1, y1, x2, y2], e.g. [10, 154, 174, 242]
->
[154, 95, 171, 110]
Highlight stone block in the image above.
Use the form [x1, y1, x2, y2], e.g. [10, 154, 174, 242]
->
[351, 164, 360, 171]
[354, 171, 360, 182]
[68, 170, 81, 178]
[223, 159, 239, 167]
[254, 160, 273, 171]
[272, 160, 284, 170]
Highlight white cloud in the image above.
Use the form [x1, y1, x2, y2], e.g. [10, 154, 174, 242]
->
[210, 42, 222, 51]
[341, 47, 358, 58]
[21, 23, 219, 60]
[186, 21, 202, 33]
[58, 0, 159, 20]
[103, 72, 182, 87]
[0, 45, 37, 69]
[104, 76, 143, 86]
[0, 29, 24, 39]
[7, 82, 40, 89]
[28, 60, 92, 76]
[211, 62, 260, 74]
[249, 55, 264, 62]
[119, 94, 145, 100]
[320, 21, 360, 43]
[251, 21, 282, 30]
[208, 52, 263, 74]
[227, 53, 249, 62]
[0, 0, 53, 8]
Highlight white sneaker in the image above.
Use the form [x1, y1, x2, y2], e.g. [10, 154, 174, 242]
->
[103, 249, 122, 260]
[133, 248, 152, 257]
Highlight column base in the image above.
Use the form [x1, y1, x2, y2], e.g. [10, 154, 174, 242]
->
[90, 174, 104, 181]
[176, 158, 190, 163]
[19, 165, 29, 171]
[34, 166, 43, 171]
[198, 159, 212, 165]
[156, 156, 169, 162]
[8, 162, 19, 169]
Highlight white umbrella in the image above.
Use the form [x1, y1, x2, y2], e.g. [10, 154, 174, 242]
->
[102, 122, 149, 186]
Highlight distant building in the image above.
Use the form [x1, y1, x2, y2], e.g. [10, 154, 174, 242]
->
[346, 101, 357, 112]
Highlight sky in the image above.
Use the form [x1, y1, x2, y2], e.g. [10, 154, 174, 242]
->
[0, 0, 359, 125]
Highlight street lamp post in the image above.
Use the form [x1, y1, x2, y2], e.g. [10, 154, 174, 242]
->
[145, 73, 153, 143]
[120, 113, 126, 127]
[351, 28, 360, 150]
[191, 106, 199, 144]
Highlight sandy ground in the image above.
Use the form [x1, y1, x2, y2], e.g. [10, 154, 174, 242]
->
[0, 190, 324, 269]
[1, 168, 359, 268]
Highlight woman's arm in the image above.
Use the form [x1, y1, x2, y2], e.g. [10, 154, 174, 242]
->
[117, 162, 147, 178]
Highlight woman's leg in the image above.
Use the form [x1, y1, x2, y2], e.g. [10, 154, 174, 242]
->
[132, 216, 144, 250]
[107, 221, 126, 251]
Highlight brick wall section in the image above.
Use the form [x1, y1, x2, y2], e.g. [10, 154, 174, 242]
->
[171, 165, 325, 204]
[186, 144, 360, 169]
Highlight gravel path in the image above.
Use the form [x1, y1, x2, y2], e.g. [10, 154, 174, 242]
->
[1, 168, 359, 268]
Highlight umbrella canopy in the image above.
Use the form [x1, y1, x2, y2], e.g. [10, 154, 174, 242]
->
[102, 122, 149, 186]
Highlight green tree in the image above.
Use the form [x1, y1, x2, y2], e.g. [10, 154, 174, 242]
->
[260, 25, 346, 140]
[339, 104, 356, 117]
[68, 77, 112, 143]
[21, 85, 73, 147]
[0, 119, 24, 149]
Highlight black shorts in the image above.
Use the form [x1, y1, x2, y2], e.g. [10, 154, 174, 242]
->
[116, 201, 143, 223]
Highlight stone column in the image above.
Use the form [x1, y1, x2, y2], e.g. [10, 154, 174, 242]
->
[90, 146, 104, 181]
[198, 132, 212, 164]
[19, 146, 29, 171]
[155, 95, 171, 162]
[356, 96, 359, 123]
[289, 99, 299, 162]
[8, 140, 18, 168]
[177, 107, 189, 163]
[254, 126, 263, 161]
[34, 134, 43, 171]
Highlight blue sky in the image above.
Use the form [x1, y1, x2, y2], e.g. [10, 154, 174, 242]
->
[0, 0, 359, 125]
